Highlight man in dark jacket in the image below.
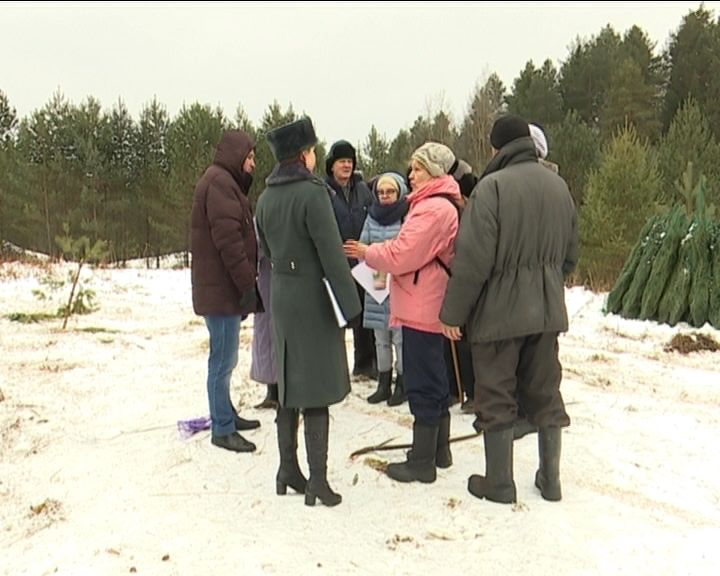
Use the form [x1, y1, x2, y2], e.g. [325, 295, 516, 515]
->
[325, 140, 376, 379]
[440, 115, 578, 504]
[191, 129, 261, 453]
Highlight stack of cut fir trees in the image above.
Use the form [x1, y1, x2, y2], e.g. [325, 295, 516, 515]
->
[606, 178, 720, 328]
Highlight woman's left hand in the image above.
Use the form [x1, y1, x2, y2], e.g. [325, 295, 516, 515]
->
[343, 240, 368, 260]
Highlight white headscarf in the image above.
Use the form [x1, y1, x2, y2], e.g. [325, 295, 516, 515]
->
[529, 124, 548, 159]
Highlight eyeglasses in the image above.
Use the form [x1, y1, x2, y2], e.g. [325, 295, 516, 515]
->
[377, 189, 398, 197]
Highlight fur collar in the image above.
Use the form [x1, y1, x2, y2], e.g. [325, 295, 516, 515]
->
[266, 161, 317, 186]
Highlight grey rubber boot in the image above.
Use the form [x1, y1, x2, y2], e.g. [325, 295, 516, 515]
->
[468, 427, 516, 503]
[535, 426, 562, 501]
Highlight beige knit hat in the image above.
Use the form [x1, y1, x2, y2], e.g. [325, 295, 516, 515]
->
[411, 142, 456, 177]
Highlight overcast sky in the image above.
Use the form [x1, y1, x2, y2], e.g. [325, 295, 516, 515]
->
[1, 1, 717, 146]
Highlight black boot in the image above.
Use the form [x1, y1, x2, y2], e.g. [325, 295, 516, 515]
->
[303, 407, 341, 507]
[386, 374, 407, 406]
[386, 423, 438, 483]
[468, 427, 516, 503]
[367, 371, 392, 404]
[211, 432, 256, 453]
[535, 426, 562, 501]
[407, 413, 452, 469]
[435, 412, 453, 469]
[513, 417, 538, 440]
[255, 384, 279, 410]
[230, 396, 261, 430]
[275, 407, 307, 495]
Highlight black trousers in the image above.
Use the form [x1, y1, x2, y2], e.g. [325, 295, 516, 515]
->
[471, 332, 570, 431]
[403, 326, 449, 426]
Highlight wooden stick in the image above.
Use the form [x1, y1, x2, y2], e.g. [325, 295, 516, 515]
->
[350, 431, 481, 459]
[449, 338, 463, 400]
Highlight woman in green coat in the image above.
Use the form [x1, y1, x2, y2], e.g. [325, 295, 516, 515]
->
[255, 117, 361, 507]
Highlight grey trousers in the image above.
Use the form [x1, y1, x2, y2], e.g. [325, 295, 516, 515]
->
[471, 332, 570, 431]
[373, 328, 403, 374]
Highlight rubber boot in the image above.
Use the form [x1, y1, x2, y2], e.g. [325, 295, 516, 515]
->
[386, 423, 438, 483]
[535, 426, 562, 501]
[435, 412, 453, 469]
[386, 374, 407, 406]
[303, 407, 341, 507]
[468, 427, 516, 503]
[407, 412, 452, 469]
[367, 371, 392, 404]
[275, 407, 307, 495]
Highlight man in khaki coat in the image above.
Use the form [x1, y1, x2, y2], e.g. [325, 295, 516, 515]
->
[440, 114, 578, 504]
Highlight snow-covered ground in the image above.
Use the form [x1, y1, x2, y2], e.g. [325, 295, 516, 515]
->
[1, 262, 718, 575]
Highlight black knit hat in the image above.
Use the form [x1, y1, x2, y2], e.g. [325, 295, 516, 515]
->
[325, 140, 356, 175]
[266, 117, 317, 162]
[490, 114, 530, 150]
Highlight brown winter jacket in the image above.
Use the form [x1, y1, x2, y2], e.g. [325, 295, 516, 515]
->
[191, 130, 258, 316]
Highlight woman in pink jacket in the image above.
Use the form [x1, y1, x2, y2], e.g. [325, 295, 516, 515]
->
[344, 142, 461, 484]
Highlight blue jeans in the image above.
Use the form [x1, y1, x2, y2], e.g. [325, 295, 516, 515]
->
[204, 315, 241, 436]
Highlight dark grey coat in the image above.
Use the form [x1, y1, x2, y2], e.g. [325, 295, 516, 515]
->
[256, 162, 361, 409]
[440, 137, 578, 342]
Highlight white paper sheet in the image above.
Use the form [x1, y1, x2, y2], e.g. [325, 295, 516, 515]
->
[351, 261, 390, 305]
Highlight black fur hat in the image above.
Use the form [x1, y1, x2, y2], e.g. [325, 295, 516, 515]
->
[266, 117, 317, 162]
[325, 140, 357, 175]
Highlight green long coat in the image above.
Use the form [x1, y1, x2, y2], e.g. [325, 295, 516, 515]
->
[255, 162, 361, 409]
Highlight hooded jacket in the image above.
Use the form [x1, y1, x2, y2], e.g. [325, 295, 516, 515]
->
[190, 130, 258, 316]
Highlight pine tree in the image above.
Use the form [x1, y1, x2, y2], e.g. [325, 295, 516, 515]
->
[547, 110, 600, 206]
[0, 90, 18, 251]
[580, 125, 661, 286]
[506, 59, 563, 126]
[663, 6, 720, 137]
[658, 98, 720, 208]
[137, 98, 171, 264]
[360, 125, 390, 180]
